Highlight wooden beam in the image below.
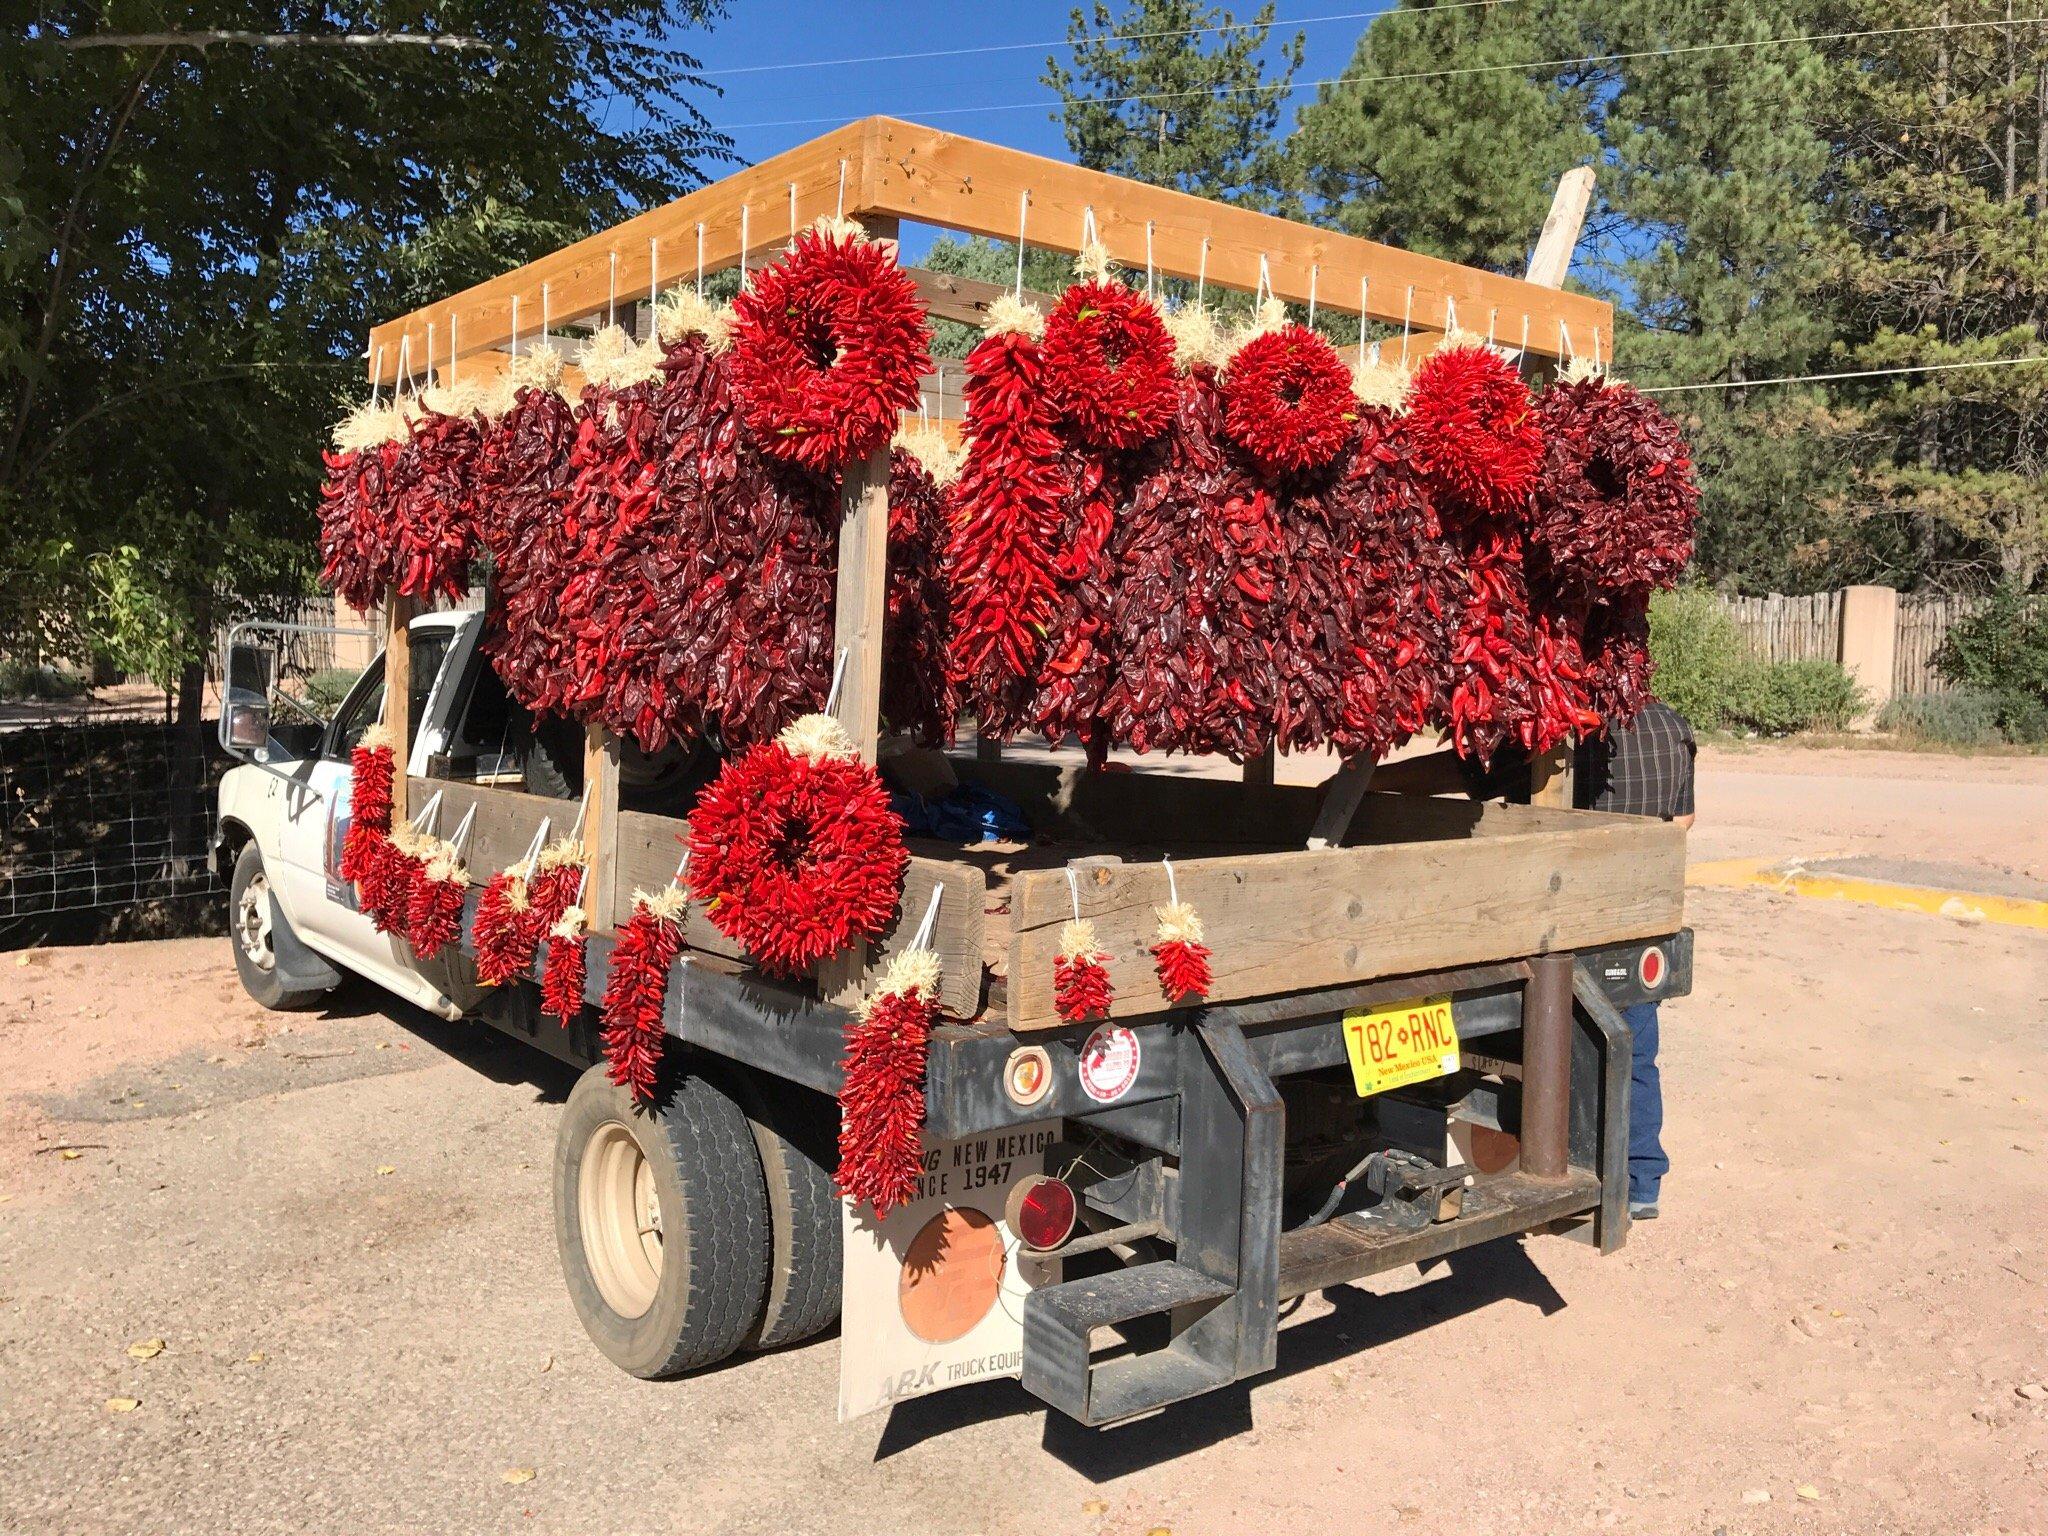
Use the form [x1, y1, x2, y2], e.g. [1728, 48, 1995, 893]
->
[1524, 165, 1596, 805]
[858, 118, 1608, 359]
[367, 117, 1611, 381]
[365, 120, 878, 384]
[583, 723, 620, 933]
[382, 592, 418, 824]
[817, 435, 896, 1006]
[905, 266, 1055, 330]
[1005, 819, 1686, 1031]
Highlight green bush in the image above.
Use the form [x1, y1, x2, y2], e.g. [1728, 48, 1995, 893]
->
[303, 666, 364, 712]
[2000, 691, 2048, 744]
[1646, 588, 1747, 728]
[1724, 658, 1867, 735]
[1877, 690, 2006, 747]
[1934, 585, 2048, 704]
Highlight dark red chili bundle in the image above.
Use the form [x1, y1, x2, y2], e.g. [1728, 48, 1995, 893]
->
[727, 222, 931, 474]
[1437, 531, 1597, 766]
[1530, 376, 1698, 603]
[317, 434, 406, 611]
[883, 449, 958, 745]
[1041, 281, 1177, 452]
[1577, 591, 1655, 728]
[1053, 919, 1114, 1023]
[1405, 340, 1544, 522]
[389, 403, 484, 603]
[949, 314, 1070, 739]
[540, 906, 589, 1025]
[404, 846, 469, 960]
[836, 948, 942, 1217]
[473, 867, 538, 987]
[685, 716, 908, 977]
[600, 888, 686, 1101]
[339, 723, 396, 888]
[475, 382, 579, 720]
[1221, 323, 1358, 478]
[1151, 898, 1212, 1003]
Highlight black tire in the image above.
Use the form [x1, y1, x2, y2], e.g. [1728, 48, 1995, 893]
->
[553, 1062, 770, 1378]
[228, 842, 335, 1011]
[734, 1076, 843, 1350]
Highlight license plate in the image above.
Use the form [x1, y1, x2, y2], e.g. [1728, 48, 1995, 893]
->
[1341, 995, 1461, 1098]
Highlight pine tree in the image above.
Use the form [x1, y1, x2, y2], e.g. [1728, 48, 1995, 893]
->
[1043, 0, 1304, 212]
[1821, 0, 2048, 590]
[1292, 0, 1597, 273]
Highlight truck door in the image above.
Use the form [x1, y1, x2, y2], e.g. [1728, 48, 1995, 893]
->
[279, 624, 460, 1007]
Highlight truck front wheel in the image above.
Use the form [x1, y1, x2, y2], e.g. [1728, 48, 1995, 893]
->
[553, 1063, 770, 1377]
[229, 842, 337, 1012]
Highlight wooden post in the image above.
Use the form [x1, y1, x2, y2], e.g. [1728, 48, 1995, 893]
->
[1525, 166, 1596, 809]
[583, 723, 620, 933]
[1306, 760, 1374, 849]
[1242, 751, 1275, 789]
[382, 591, 418, 823]
[819, 439, 895, 1004]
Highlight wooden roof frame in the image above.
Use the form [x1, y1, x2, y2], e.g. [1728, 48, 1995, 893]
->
[365, 116, 1611, 386]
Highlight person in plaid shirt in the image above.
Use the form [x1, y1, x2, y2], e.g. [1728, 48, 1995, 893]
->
[1576, 698, 1696, 1220]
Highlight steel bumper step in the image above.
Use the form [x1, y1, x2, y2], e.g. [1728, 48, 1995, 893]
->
[1021, 1261, 1236, 1425]
[1277, 1166, 1602, 1300]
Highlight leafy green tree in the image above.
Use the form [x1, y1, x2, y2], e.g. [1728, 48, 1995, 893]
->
[1043, 0, 1303, 212]
[1, 4, 727, 718]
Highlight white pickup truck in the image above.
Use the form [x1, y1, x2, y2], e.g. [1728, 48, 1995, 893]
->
[213, 611, 1686, 1426]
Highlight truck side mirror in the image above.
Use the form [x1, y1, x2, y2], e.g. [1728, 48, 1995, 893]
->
[225, 700, 271, 750]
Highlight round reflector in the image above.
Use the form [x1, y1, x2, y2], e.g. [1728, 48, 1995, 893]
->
[1638, 945, 1667, 990]
[1005, 1175, 1078, 1252]
[1004, 1045, 1053, 1107]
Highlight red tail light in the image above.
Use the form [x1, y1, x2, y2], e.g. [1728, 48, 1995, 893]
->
[1006, 1175, 1078, 1251]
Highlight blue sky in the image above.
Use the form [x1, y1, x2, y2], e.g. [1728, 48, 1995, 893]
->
[674, 2, 1391, 182]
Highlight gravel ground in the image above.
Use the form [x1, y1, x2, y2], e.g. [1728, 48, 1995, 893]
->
[2, 746, 2045, 1536]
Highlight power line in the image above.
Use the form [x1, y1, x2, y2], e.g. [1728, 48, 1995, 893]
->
[692, 2, 1511, 79]
[1637, 354, 2048, 394]
[722, 15, 2045, 131]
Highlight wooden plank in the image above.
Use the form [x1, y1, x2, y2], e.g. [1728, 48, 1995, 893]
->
[859, 118, 1608, 359]
[818, 432, 896, 1007]
[406, 777, 569, 880]
[611, 809, 987, 1021]
[369, 117, 1610, 379]
[906, 266, 1055, 331]
[383, 592, 418, 823]
[1524, 166, 1596, 291]
[583, 723, 620, 933]
[366, 120, 878, 384]
[1004, 818, 1687, 1031]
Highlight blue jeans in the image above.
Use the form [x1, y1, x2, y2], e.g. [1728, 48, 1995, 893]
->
[1620, 1002, 1668, 1206]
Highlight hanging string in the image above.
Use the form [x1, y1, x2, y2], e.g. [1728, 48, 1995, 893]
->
[449, 803, 478, 861]
[1516, 314, 1531, 365]
[1356, 278, 1368, 366]
[1064, 866, 1083, 921]
[1444, 296, 1458, 336]
[395, 334, 413, 400]
[824, 647, 849, 715]
[788, 179, 798, 240]
[1401, 285, 1415, 367]
[907, 883, 944, 953]
[649, 237, 659, 310]
[1594, 325, 1604, 369]
[1196, 236, 1209, 307]
[607, 251, 618, 330]
[739, 203, 751, 285]
[369, 344, 385, 408]
[1255, 253, 1273, 309]
[1081, 204, 1098, 252]
[696, 223, 706, 297]
[1486, 306, 1498, 347]
[1014, 189, 1030, 299]
[1162, 854, 1180, 910]
[516, 817, 552, 875]
[509, 296, 519, 363]
[1144, 220, 1156, 301]
[424, 323, 435, 393]
[836, 158, 848, 219]
[567, 778, 591, 847]
[448, 313, 458, 384]
[541, 282, 551, 343]
[410, 788, 445, 837]
[1559, 321, 1575, 362]
[670, 848, 691, 890]
[1307, 264, 1319, 329]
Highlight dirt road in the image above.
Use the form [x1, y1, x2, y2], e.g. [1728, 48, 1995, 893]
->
[3, 746, 2044, 1536]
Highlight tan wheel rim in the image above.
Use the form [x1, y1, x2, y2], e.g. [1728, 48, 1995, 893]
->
[579, 1121, 663, 1319]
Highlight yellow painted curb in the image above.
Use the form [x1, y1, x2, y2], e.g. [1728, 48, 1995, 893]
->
[1687, 857, 2048, 931]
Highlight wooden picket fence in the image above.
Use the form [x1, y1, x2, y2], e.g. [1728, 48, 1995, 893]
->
[1717, 589, 2041, 698]
[1718, 591, 1845, 666]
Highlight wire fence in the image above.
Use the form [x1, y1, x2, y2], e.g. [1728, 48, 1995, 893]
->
[0, 708, 229, 943]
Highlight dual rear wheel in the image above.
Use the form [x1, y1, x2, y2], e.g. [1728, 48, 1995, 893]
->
[552, 1062, 841, 1377]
